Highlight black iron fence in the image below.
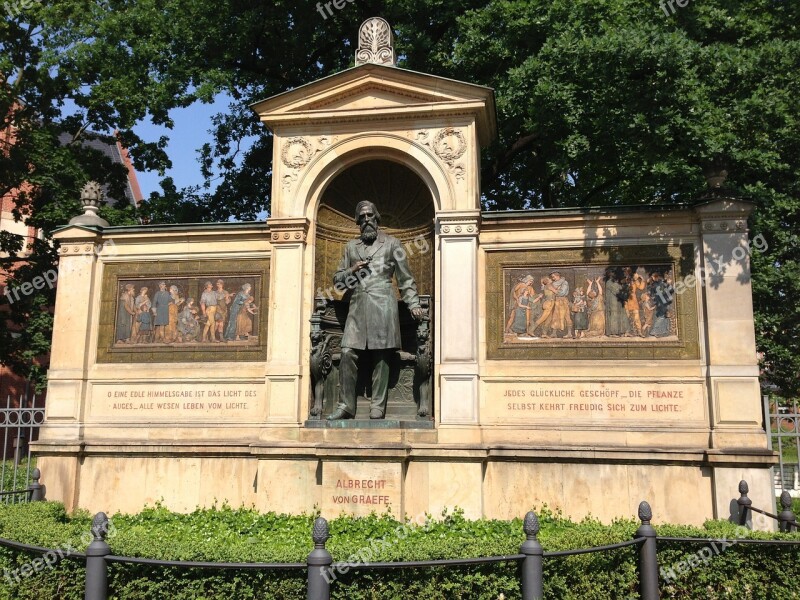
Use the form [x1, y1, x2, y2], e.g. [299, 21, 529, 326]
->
[0, 467, 43, 504]
[737, 479, 799, 533]
[0, 476, 798, 600]
[767, 397, 800, 495]
[0, 394, 44, 504]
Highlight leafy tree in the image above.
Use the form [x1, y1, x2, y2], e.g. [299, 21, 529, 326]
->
[2, 0, 798, 393]
[1, 16, 135, 387]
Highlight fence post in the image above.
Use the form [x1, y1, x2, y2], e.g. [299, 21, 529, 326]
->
[307, 517, 332, 600]
[778, 491, 797, 533]
[635, 501, 659, 600]
[85, 512, 110, 600]
[27, 468, 43, 501]
[736, 480, 752, 528]
[520, 510, 543, 600]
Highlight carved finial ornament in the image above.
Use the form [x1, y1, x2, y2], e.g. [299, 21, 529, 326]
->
[69, 180, 109, 227]
[312, 517, 330, 547]
[91, 512, 109, 541]
[355, 17, 396, 66]
[523, 511, 540, 538]
[80, 181, 104, 207]
[638, 501, 652, 523]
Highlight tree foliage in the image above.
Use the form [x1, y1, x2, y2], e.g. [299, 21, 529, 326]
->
[1, 0, 798, 392]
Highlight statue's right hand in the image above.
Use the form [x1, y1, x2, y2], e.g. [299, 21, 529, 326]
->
[352, 260, 370, 272]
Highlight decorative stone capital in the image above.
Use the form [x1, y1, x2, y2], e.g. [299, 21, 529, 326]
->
[57, 242, 99, 256]
[436, 211, 480, 237]
[267, 217, 310, 244]
[694, 198, 753, 234]
[700, 219, 748, 233]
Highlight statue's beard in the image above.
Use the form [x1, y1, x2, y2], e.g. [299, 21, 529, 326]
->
[360, 223, 378, 242]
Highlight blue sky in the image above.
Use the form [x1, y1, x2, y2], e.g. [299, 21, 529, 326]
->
[133, 93, 248, 198]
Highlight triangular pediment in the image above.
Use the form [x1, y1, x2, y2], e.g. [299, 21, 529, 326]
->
[250, 63, 497, 145]
[304, 83, 448, 111]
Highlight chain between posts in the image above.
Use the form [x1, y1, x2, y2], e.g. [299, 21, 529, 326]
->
[738, 480, 799, 532]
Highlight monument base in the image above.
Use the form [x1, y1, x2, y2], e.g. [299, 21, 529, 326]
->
[34, 435, 776, 529]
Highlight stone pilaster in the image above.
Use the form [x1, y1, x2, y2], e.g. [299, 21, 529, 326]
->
[264, 217, 310, 424]
[41, 229, 106, 440]
[695, 198, 765, 450]
[436, 210, 480, 425]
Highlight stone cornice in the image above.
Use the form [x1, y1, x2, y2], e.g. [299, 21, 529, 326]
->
[267, 217, 310, 243]
[34, 440, 776, 468]
[57, 241, 101, 257]
[436, 210, 480, 237]
[694, 198, 753, 234]
[267, 102, 491, 142]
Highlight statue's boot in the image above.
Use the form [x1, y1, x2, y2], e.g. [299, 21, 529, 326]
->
[327, 408, 354, 420]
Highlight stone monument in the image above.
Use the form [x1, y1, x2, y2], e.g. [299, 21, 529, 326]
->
[32, 18, 776, 527]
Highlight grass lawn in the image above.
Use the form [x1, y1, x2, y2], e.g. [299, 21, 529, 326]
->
[772, 436, 799, 462]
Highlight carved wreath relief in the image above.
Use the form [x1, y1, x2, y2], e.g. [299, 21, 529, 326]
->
[410, 128, 467, 182]
[280, 136, 336, 191]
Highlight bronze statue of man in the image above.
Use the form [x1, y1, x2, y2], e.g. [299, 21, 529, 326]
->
[328, 201, 422, 420]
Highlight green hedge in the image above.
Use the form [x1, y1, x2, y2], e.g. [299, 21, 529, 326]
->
[0, 502, 798, 599]
[0, 457, 37, 494]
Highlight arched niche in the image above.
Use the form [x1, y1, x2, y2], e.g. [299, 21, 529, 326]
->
[313, 159, 435, 298]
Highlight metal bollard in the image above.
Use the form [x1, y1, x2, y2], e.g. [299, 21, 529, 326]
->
[736, 480, 752, 528]
[307, 517, 332, 600]
[520, 510, 543, 600]
[27, 468, 44, 502]
[635, 501, 660, 600]
[84, 512, 110, 600]
[778, 491, 797, 533]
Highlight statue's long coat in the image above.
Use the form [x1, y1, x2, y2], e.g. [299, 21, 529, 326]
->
[334, 231, 420, 350]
